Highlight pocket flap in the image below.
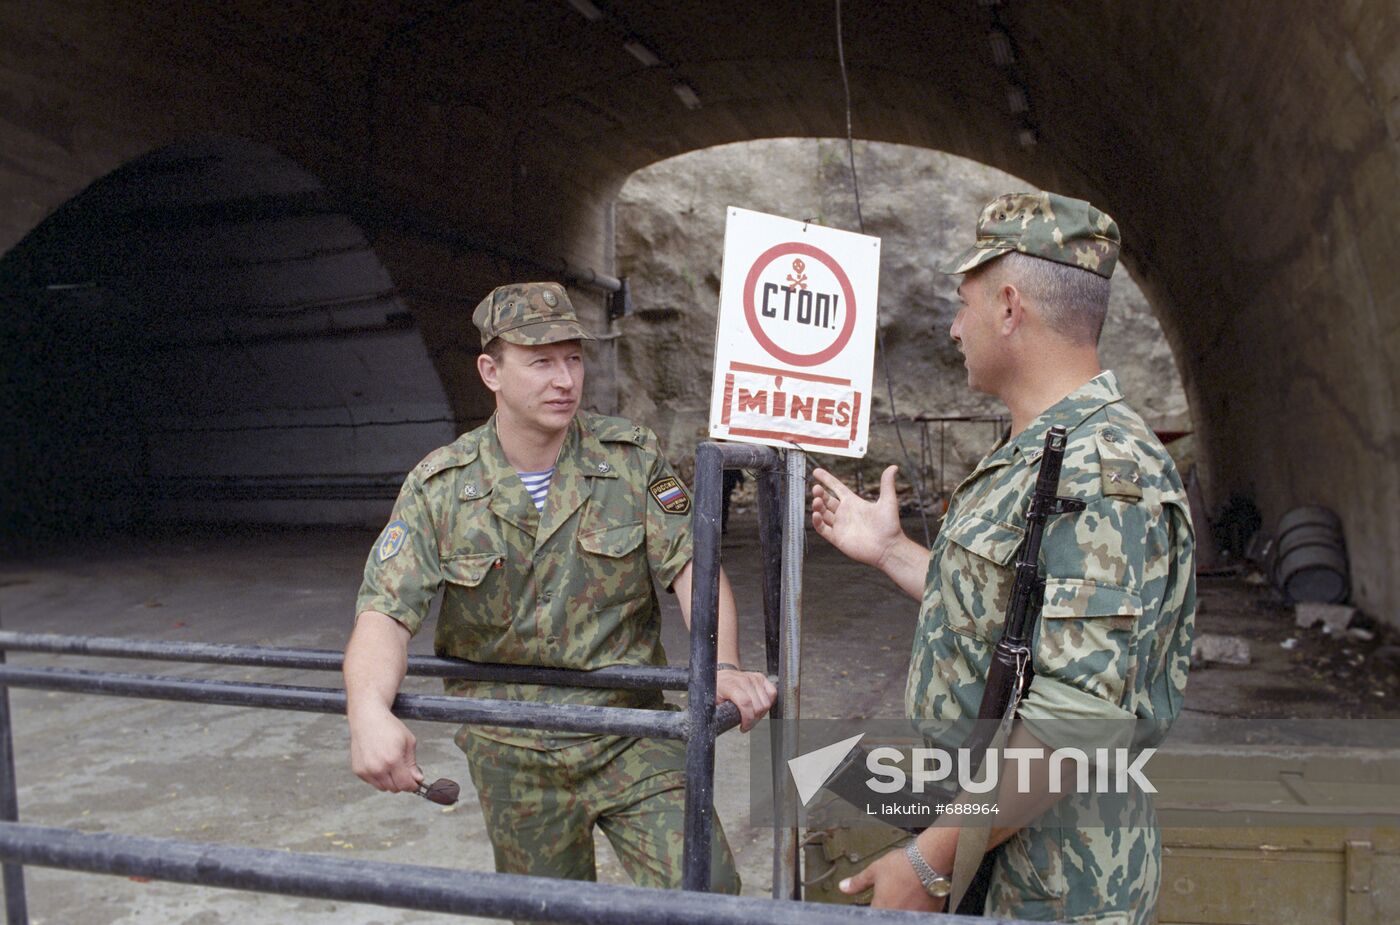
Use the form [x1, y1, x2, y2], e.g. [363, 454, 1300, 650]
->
[1041, 578, 1142, 619]
[577, 522, 644, 558]
[441, 552, 503, 587]
[943, 513, 1024, 566]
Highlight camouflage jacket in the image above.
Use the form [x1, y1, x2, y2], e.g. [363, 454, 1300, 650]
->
[355, 412, 694, 748]
[905, 371, 1196, 751]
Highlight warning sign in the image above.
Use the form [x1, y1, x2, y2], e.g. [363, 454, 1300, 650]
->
[708, 208, 880, 457]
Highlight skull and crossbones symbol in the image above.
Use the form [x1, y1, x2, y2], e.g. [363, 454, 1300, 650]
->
[785, 257, 808, 291]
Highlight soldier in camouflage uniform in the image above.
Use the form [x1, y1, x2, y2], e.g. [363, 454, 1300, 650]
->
[343, 282, 775, 895]
[811, 193, 1196, 922]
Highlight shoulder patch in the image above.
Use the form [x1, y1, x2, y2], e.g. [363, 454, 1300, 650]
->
[1095, 426, 1143, 501]
[376, 520, 409, 561]
[649, 476, 691, 514]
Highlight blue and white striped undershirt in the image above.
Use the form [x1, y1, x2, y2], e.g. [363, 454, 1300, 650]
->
[517, 467, 556, 511]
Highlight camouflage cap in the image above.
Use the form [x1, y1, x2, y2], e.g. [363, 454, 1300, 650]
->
[940, 191, 1120, 279]
[472, 282, 596, 348]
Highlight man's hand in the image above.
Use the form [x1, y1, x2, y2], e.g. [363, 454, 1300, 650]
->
[716, 668, 777, 732]
[811, 465, 930, 600]
[811, 465, 904, 569]
[671, 565, 774, 728]
[348, 707, 424, 793]
[838, 846, 946, 912]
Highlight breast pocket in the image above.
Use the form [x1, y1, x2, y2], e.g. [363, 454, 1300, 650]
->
[1037, 578, 1140, 706]
[436, 550, 510, 658]
[576, 522, 647, 608]
[939, 513, 1024, 642]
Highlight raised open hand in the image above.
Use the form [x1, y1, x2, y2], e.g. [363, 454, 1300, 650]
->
[810, 464, 905, 568]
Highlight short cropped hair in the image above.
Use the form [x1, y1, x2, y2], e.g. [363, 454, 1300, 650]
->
[482, 337, 506, 362]
[990, 252, 1111, 345]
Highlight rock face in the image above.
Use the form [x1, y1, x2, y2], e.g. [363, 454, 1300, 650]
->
[615, 139, 1189, 490]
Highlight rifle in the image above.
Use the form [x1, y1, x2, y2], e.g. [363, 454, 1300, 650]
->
[818, 425, 1085, 908]
[963, 424, 1085, 759]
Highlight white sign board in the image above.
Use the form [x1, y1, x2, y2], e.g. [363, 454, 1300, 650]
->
[708, 207, 880, 457]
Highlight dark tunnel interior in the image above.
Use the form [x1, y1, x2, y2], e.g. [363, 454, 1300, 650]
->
[0, 137, 456, 535]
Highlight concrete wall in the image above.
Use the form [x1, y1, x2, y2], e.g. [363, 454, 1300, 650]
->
[0, 2, 1397, 620]
[1115, 3, 1400, 612]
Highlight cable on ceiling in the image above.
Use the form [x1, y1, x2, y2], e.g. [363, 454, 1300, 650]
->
[834, 0, 932, 546]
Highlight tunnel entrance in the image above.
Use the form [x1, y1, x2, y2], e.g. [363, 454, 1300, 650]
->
[0, 136, 456, 536]
[611, 138, 1192, 489]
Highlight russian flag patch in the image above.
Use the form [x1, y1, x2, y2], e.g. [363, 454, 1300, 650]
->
[648, 476, 691, 515]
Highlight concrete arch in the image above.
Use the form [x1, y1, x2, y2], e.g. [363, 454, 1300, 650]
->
[0, 2, 1395, 616]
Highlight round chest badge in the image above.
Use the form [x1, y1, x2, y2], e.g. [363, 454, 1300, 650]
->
[742, 242, 857, 367]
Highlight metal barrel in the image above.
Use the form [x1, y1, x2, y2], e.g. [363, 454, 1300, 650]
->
[1276, 505, 1343, 536]
[1273, 505, 1349, 604]
[1278, 545, 1350, 604]
[1275, 523, 1341, 560]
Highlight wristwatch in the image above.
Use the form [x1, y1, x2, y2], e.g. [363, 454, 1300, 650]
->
[903, 841, 952, 899]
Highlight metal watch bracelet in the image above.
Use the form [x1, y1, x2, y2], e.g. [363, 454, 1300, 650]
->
[904, 841, 952, 899]
[716, 662, 742, 672]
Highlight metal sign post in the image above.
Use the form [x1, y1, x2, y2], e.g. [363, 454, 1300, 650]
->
[703, 208, 878, 902]
[772, 448, 806, 900]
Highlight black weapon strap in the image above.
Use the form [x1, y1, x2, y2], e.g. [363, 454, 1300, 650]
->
[951, 439, 1085, 916]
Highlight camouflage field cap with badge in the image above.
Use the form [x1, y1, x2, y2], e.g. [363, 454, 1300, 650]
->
[941, 191, 1121, 279]
[472, 281, 596, 348]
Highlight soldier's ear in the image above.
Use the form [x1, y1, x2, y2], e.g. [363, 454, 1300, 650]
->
[477, 352, 502, 393]
[999, 283, 1025, 335]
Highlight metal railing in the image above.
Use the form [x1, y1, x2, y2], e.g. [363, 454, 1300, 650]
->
[0, 627, 747, 923]
[0, 821, 1021, 924]
[686, 441, 788, 892]
[0, 441, 806, 923]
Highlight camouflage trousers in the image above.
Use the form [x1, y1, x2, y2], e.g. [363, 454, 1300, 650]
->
[457, 729, 741, 894]
[986, 790, 1160, 924]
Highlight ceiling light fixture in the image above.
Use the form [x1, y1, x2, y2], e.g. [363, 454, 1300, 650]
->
[623, 39, 661, 67]
[1006, 86, 1028, 114]
[672, 82, 702, 109]
[566, 0, 604, 21]
[988, 28, 1014, 66]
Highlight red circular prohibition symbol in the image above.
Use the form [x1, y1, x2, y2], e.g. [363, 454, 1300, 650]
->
[742, 241, 857, 367]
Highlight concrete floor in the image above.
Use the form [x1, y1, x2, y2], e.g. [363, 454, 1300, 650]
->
[0, 514, 1396, 923]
